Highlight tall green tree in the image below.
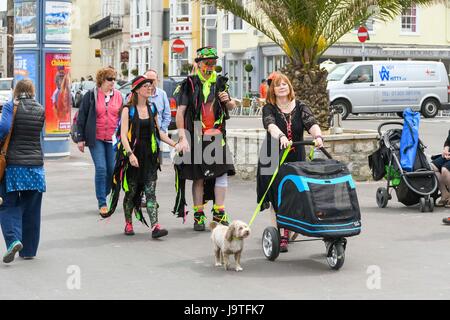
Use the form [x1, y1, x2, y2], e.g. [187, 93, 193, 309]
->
[202, 0, 439, 129]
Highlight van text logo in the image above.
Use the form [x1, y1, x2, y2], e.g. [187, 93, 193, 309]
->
[379, 66, 390, 81]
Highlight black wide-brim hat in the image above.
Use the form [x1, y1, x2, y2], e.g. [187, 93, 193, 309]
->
[131, 75, 152, 92]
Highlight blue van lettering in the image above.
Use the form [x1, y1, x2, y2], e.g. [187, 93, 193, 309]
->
[379, 66, 390, 81]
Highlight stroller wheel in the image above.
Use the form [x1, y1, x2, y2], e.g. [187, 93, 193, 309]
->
[376, 187, 389, 208]
[326, 242, 345, 270]
[428, 198, 435, 212]
[262, 227, 280, 261]
[419, 197, 426, 212]
[419, 197, 434, 212]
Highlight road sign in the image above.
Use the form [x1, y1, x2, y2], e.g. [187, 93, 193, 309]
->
[357, 26, 369, 43]
[172, 39, 186, 54]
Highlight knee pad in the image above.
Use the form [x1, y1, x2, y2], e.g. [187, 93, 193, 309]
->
[215, 174, 228, 188]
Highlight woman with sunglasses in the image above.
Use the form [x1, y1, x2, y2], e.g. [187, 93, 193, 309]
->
[107, 76, 181, 238]
[76, 67, 123, 216]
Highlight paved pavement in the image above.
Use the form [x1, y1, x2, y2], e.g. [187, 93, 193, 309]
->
[1, 117, 450, 300]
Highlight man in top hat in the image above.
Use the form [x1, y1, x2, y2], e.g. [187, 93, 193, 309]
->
[175, 46, 236, 231]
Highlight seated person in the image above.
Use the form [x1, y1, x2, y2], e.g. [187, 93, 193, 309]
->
[431, 131, 450, 219]
[357, 73, 370, 82]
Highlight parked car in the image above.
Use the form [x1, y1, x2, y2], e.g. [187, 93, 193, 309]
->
[327, 60, 450, 119]
[118, 76, 184, 130]
[0, 78, 13, 111]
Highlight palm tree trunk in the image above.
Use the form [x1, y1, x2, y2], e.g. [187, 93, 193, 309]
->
[282, 64, 330, 131]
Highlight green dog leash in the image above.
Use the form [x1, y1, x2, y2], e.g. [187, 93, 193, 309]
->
[249, 144, 295, 227]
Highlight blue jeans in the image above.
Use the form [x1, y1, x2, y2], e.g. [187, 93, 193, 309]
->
[89, 140, 115, 208]
[0, 182, 43, 258]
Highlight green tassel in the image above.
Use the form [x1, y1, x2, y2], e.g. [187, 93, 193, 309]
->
[123, 173, 129, 192]
[151, 134, 157, 154]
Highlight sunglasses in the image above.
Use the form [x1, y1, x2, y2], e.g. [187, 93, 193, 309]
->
[106, 77, 116, 82]
[203, 60, 216, 67]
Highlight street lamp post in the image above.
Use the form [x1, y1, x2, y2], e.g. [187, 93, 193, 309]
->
[151, 0, 163, 86]
[6, 0, 14, 77]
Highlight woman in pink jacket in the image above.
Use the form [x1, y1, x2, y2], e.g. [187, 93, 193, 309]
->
[76, 67, 122, 215]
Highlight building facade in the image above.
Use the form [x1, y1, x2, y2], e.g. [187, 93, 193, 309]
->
[89, 0, 130, 80]
[128, 0, 170, 78]
[168, 0, 195, 76]
[71, 0, 102, 81]
[167, 1, 219, 76]
[129, 0, 152, 76]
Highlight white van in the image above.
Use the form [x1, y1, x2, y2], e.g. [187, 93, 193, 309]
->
[327, 61, 450, 119]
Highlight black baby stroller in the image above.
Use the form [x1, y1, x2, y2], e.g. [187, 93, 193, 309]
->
[369, 122, 438, 212]
[260, 141, 362, 270]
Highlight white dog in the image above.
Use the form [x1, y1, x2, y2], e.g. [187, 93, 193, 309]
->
[210, 220, 251, 272]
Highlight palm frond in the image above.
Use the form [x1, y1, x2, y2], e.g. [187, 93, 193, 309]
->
[202, 0, 443, 66]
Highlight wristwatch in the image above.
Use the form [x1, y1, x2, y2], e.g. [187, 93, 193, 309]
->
[126, 150, 133, 157]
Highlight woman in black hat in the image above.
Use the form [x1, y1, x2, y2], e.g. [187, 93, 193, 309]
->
[106, 75, 181, 238]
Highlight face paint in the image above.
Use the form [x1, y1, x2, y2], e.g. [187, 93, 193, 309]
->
[201, 63, 215, 75]
[200, 60, 216, 75]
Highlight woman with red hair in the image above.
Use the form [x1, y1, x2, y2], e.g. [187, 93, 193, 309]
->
[257, 72, 324, 252]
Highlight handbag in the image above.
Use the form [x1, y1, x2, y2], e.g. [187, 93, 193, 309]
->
[0, 104, 18, 181]
[70, 110, 79, 143]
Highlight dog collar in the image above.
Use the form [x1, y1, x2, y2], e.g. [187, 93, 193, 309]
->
[232, 237, 243, 241]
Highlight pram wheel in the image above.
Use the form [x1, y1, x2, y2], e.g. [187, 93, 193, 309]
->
[262, 227, 280, 261]
[376, 187, 389, 208]
[326, 241, 345, 270]
[419, 197, 434, 212]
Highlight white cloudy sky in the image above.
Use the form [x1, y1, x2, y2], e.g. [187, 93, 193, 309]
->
[0, 1, 6, 12]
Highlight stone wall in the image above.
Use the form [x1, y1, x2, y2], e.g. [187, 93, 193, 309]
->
[226, 129, 379, 181]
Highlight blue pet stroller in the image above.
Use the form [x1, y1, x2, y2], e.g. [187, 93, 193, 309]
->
[260, 141, 362, 270]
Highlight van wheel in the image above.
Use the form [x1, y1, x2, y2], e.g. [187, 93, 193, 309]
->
[421, 98, 439, 118]
[331, 99, 351, 120]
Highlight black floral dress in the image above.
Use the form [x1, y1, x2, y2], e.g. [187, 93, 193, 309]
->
[257, 100, 318, 209]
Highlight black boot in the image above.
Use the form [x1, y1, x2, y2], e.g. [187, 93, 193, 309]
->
[151, 224, 168, 238]
[193, 211, 206, 231]
[212, 209, 230, 226]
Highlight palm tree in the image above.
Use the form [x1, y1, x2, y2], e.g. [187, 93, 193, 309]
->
[201, 0, 439, 129]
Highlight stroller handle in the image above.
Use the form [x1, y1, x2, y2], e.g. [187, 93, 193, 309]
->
[377, 121, 404, 136]
[292, 141, 315, 146]
[281, 140, 333, 160]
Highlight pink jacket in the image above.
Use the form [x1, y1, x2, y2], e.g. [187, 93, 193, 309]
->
[96, 89, 122, 141]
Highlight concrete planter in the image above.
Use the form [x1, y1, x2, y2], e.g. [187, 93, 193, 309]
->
[226, 128, 379, 181]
